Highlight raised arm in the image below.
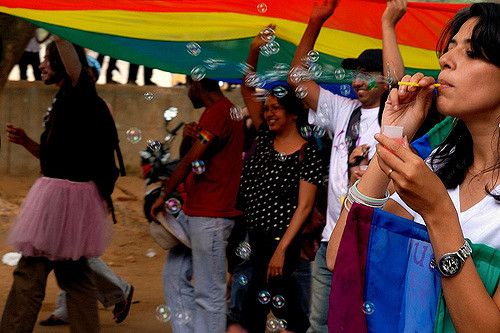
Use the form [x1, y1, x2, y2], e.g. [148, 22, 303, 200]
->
[53, 36, 82, 86]
[241, 24, 276, 130]
[288, 0, 339, 111]
[382, 0, 407, 83]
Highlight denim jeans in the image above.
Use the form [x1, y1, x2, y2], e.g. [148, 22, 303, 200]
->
[52, 257, 131, 321]
[307, 242, 332, 333]
[163, 212, 234, 333]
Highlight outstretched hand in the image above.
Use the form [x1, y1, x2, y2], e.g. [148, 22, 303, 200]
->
[311, 0, 340, 23]
[6, 123, 28, 146]
[382, 0, 407, 27]
[382, 73, 435, 140]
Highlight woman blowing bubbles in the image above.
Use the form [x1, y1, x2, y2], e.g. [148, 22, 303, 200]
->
[327, 3, 500, 331]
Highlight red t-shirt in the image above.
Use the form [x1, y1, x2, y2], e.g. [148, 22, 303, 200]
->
[183, 97, 243, 218]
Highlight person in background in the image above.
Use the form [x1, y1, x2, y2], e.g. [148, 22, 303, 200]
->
[150, 77, 243, 333]
[128, 63, 155, 85]
[1, 36, 115, 333]
[18, 29, 50, 81]
[234, 26, 323, 333]
[287, 1, 388, 330]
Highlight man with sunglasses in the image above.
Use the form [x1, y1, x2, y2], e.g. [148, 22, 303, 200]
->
[287, 1, 388, 331]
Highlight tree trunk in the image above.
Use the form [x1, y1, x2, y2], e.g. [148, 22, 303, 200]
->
[0, 13, 35, 92]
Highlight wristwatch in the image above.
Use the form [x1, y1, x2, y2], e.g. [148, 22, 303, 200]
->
[430, 240, 472, 277]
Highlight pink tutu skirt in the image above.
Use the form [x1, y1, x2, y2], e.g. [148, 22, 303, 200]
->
[7, 177, 112, 260]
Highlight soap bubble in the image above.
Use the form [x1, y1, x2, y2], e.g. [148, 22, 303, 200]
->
[362, 301, 375, 315]
[273, 62, 290, 72]
[308, 63, 323, 79]
[144, 91, 154, 101]
[257, 3, 268, 14]
[147, 139, 162, 151]
[230, 106, 244, 121]
[244, 73, 266, 89]
[186, 42, 201, 56]
[272, 295, 285, 308]
[289, 67, 303, 84]
[155, 304, 171, 322]
[126, 127, 142, 144]
[266, 318, 280, 332]
[306, 50, 320, 63]
[266, 41, 280, 55]
[295, 85, 308, 99]
[173, 311, 192, 324]
[191, 160, 205, 174]
[335, 68, 346, 80]
[278, 319, 288, 330]
[340, 84, 351, 96]
[236, 242, 251, 260]
[259, 44, 272, 57]
[165, 198, 182, 215]
[300, 125, 312, 138]
[236, 62, 253, 75]
[238, 275, 249, 286]
[191, 66, 206, 81]
[258, 290, 271, 304]
[203, 58, 223, 70]
[260, 27, 275, 43]
[276, 153, 287, 162]
[313, 126, 326, 138]
[271, 85, 288, 98]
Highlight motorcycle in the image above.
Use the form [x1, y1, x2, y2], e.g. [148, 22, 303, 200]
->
[141, 107, 185, 221]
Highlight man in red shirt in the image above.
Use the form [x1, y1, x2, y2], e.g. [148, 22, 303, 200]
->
[151, 77, 243, 333]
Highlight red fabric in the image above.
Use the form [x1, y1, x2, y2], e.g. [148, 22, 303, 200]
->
[183, 97, 243, 218]
[328, 204, 373, 333]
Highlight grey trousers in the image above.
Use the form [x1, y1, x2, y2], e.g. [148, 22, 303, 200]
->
[52, 257, 131, 321]
[0, 256, 100, 333]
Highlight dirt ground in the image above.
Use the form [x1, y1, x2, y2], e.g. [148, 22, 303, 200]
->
[0, 174, 174, 332]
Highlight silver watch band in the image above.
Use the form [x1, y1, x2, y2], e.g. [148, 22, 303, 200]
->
[430, 240, 472, 270]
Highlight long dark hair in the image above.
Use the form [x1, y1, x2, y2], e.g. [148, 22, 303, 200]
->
[431, 3, 500, 201]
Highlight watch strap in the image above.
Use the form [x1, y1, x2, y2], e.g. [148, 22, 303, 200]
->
[429, 240, 472, 277]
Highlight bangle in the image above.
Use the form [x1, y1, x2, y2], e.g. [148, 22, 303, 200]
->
[346, 180, 390, 209]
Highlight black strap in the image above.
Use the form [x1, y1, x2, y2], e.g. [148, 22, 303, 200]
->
[115, 142, 126, 176]
[346, 106, 362, 178]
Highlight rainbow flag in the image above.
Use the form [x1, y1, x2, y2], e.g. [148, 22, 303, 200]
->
[0, 0, 467, 81]
[329, 119, 500, 332]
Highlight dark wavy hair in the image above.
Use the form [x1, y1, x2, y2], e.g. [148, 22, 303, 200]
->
[264, 84, 309, 129]
[45, 41, 89, 85]
[431, 3, 500, 201]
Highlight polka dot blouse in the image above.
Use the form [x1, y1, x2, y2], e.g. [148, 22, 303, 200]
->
[238, 124, 324, 234]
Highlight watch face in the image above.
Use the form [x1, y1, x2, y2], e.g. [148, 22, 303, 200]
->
[439, 254, 461, 275]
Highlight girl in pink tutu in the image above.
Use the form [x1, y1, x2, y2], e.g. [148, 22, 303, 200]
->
[1, 36, 115, 333]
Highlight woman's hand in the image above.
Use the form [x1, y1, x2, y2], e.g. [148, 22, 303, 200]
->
[150, 196, 166, 222]
[182, 122, 201, 139]
[382, 0, 407, 28]
[251, 24, 276, 51]
[6, 123, 28, 146]
[310, 0, 340, 24]
[382, 73, 435, 140]
[267, 247, 286, 282]
[374, 133, 454, 219]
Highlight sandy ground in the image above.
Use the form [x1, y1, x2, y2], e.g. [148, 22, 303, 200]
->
[0, 174, 174, 332]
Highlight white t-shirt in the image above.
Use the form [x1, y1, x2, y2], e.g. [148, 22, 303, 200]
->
[309, 87, 381, 242]
[391, 186, 500, 250]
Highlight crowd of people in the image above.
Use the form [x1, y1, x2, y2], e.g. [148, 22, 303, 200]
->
[2, 0, 499, 332]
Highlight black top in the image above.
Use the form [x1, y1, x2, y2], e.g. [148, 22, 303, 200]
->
[40, 71, 115, 184]
[238, 124, 323, 235]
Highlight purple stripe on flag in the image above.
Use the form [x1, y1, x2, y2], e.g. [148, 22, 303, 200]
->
[328, 204, 374, 333]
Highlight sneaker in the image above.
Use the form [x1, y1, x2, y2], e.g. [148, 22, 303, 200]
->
[40, 315, 69, 326]
[113, 285, 134, 324]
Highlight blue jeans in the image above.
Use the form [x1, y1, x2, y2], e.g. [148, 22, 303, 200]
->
[52, 257, 131, 321]
[307, 242, 332, 333]
[163, 212, 234, 333]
